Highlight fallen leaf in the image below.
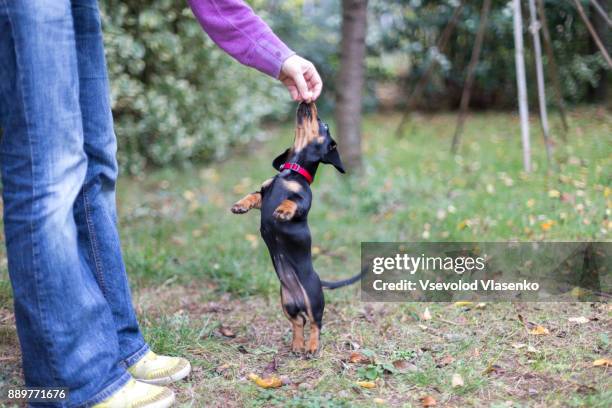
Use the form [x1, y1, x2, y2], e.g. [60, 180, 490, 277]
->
[248, 373, 283, 388]
[527, 345, 539, 354]
[484, 363, 505, 375]
[420, 395, 437, 407]
[244, 233, 259, 248]
[215, 363, 230, 375]
[422, 307, 432, 321]
[182, 190, 195, 201]
[560, 192, 575, 203]
[393, 359, 417, 372]
[568, 316, 589, 324]
[570, 287, 588, 298]
[436, 355, 454, 368]
[529, 325, 550, 335]
[548, 189, 561, 198]
[512, 343, 527, 349]
[451, 373, 464, 388]
[454, 301, 474, 307]
[349, 351, 371, 364]
[475, 302, 486, 309]
[576, 384, 597, 394]
[373, 398, 386, 405]
[356, 381, 376, 389]
[540, 220, 555, 231]
[219, 326, 236, 338]
[592, 358, 612, 367]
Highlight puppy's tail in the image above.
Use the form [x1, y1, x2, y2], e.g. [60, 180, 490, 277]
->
[321, 267, 365, 290]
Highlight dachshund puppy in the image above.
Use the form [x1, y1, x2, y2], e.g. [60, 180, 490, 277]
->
[231, 102, 361, 355]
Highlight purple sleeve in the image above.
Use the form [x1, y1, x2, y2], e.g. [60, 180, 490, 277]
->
[187, 0, 296, 78]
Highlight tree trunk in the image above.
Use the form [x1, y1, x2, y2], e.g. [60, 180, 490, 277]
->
[528, 0, 552, 168]
[537, 0, 569, 136]
[513, 0, 532, 172]
[450, 0, 491, 153]
[573, 0, 612, 68]
[336, 0, 368, 171]
[589, 0, 609, 102]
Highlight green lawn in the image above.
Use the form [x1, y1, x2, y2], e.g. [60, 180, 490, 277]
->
[0, 109, 610, 407]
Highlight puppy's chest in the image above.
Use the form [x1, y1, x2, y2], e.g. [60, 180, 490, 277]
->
[260, 176, 312, 231]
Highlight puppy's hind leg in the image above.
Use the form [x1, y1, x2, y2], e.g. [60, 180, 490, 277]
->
[306, 285, 324, 356]
[281, 287, 305, 353]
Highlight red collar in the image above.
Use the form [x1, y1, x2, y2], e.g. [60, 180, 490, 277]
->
[280, 162, 313, 184]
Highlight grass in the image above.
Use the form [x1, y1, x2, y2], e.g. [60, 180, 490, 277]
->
[0, 108, 610, 407]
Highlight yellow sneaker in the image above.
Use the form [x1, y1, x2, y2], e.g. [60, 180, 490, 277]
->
[93, 378, 174, 408]
[128, 351, 191, 385]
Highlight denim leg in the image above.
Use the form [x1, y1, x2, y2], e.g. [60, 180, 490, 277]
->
[70, 0, 149, 368]
[0, 1, 130, 406]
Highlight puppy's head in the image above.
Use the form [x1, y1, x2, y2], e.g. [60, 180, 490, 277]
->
[272, 102, 345, 174]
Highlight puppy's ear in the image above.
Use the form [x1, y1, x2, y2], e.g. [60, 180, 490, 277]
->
[321, 145, 345, 173]
[272, 148, 291, 171]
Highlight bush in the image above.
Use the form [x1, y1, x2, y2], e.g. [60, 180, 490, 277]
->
[100, 0, 288, 174]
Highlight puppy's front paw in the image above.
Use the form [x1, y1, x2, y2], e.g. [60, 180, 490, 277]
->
[273, 200, 297, 221]
[231, 193, 261, 214]
[231, 203, 248, 214]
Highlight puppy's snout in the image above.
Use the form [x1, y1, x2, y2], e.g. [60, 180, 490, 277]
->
[297, 102, 316, 124]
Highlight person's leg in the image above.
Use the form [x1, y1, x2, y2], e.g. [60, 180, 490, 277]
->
[0, 0, 130, 406]
[70, 0, 148, 367]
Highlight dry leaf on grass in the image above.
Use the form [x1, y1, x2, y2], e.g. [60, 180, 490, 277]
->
[215, 363, 230, 377]
[356, 381, 376, 389]
[422, 307, 432, 321]
[248, 373, 283, 388]
[529, 325, 550, 335]
[244, 233, 259, 248]
[451, 373, 464, 388]
[393, 359, 417, 372]
[454, 301, 474, 307]
[218, 326, 236, 338]
[373, 398, 386, 405]
[568, 316, 589, 324]
[484, 363, 505, 375]
[349, 351, 371, 364]
[436, 355, 454, 368]
[592, 358, 612, 367]
[420, 395, 437, 407]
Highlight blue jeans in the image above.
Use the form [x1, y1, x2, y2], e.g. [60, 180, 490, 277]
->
[0, 0, 148, 406]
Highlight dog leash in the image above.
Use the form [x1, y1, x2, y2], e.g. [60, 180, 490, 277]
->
[280, 162, 313, 184]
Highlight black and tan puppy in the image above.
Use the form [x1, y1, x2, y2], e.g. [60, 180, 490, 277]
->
[231, 102, 360, 355]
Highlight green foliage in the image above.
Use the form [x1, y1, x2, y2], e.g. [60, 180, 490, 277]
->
[97, 0, 607, 172]
[250, 0, 342, 114]
[100, 0, 288, 173]
[367, 0, 609, 108]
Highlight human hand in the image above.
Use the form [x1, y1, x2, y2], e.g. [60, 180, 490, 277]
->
[279, 55, 323, 103]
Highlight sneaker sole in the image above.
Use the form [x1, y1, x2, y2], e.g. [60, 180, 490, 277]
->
[144, 389, 175, 408]
[138, 361, 192, 386]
